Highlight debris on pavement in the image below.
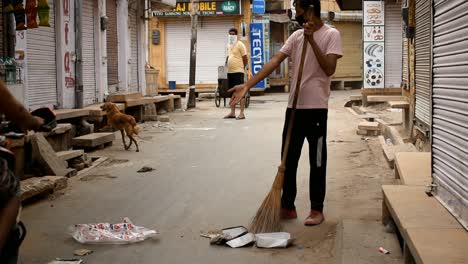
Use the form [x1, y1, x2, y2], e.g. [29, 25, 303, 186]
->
[47, 259, 83, 264]
[70, 217, 159, 244]
[226, 233, 255, 248]
[209, 233, 233, 245]
[157, 115, 171, 122]
[200, 230, 222, 239]
[73, 249, 93, 256]
[379, 247, 390, 254]
[255, 232, 294, 248]
[222, 226, 248, 239]
[137, 166, 155, 173]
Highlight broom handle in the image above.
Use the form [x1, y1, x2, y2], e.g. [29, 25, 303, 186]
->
[280, 35, 309, 167]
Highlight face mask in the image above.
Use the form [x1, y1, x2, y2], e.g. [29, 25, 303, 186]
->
[295, 14, 306, 27]
[228, 35, 237, 46]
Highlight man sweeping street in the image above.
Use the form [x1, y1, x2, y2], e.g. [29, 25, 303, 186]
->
[230, 0, 342, 226]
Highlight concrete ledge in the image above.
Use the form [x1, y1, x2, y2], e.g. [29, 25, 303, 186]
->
[367, 95, 406, 102]
[20, 176, 68, 201]
[378, 136, 417, 168]
[56, 150, 84, 161]
[382, 185, 466, 264]
[55, 109, 90, 121]
[405, 228, 468, 264]
[125, 98, 157, 108]
[388, 101, 409, 109]
[107, 92, 142, 102]
[72, 132, 115, 148]
[154, 95, 169, 103]
[394, 152, 431, 186]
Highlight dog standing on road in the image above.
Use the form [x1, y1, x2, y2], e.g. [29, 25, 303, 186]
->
[100, 102, 140, 152]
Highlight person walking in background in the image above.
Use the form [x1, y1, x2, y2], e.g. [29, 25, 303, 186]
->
[224, 28, 248, 120]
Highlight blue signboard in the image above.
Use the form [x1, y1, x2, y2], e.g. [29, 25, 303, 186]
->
[252, 0, 265, 14]
[250, 23, 265, 89]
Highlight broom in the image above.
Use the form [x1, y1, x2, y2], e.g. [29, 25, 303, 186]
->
[250, 33, 310, 233]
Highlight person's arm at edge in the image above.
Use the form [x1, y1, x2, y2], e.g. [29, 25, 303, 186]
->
[0, 197, 20, 250]
[229, 52, 288, 105]
[0, 81, 42, 131]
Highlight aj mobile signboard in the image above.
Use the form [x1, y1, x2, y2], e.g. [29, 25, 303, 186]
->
[153, 0, 241, 17]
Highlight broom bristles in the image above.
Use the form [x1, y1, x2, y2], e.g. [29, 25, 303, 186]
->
[249, 167, 285, 233]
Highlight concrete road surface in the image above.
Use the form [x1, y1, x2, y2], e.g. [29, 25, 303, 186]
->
[20, 91, 403, 264]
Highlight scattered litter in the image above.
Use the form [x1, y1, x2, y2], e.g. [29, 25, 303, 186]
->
[222, 226, 248, 239]
[73, 249, 93, 256]
[384, 220, 396, 233]
[200, 230, 222, 239]
[177, 127, 216, 131]
[379, 247, 390, 254]
[47, 259, 83, 264]
[255, 232, 294, 248]
[226, 233, 255, 248]
[210, 233, 232, 245]
[361, 137, 370, 141]
[70, 217, 158, 244]
[137, 166, 155, 173]
[386, 138, 393, 145]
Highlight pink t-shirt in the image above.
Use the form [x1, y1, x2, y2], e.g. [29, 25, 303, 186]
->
[280, 25, 343, 109]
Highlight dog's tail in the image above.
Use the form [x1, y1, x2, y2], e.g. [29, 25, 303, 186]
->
[133, 124, 141, 135]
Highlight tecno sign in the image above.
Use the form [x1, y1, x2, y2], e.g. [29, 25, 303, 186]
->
[250, 23, 265, 88]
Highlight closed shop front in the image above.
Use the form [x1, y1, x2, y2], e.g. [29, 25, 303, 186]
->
[384, 1, 402, 88]
[27, 0, 57, 109]
[165, 19, 234, 85]
[334, 22, 362, 80]
[82, 0, 98, 105]
[414, 0, 432, 127]
[128, 4, 139, 91]
[106, 0, 119, 91]
[432, 0, 468, 229]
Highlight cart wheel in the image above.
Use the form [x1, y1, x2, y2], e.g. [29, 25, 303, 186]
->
[245, 92, 251, 108]
[215, 87, 221, 107]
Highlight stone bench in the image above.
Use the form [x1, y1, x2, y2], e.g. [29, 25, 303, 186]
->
[382, 185, 467, 264]
[394, 152, 431, 186]
[388, 101, 411, 129]
[72, 132, 115, 151]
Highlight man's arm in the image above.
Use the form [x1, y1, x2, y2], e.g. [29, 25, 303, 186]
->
[0, 81, 42, 131]
[229, 52, 288, 105]
[244, 52, 288, 89]
[306, 35, 340, 76]
[242, 55, 248, 69]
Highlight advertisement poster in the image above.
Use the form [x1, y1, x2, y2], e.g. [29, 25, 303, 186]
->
[250, 23, 265, 89]
[363, 0, 385, 88]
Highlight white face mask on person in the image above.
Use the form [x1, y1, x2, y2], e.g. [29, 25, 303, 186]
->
[228, 35, 238, 46]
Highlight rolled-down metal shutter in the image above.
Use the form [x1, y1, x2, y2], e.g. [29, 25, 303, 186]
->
[414, 0, 432, 126]
[166, 20, 234, 84]
[402, 29, 409, 89]
[432, 0, 468, 230]
[128, 5, 139, 91]
[385, 2, 402, 88]
[106, 0, 119, 89]
[83, 0, 97, 106]
[27, 0, 57, 109]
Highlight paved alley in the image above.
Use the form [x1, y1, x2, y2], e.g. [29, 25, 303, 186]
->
[21, 91, 403, 264]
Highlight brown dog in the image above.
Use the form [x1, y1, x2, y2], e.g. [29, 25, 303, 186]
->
[100, 102, 140, 152]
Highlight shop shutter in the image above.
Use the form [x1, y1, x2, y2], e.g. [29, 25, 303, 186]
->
[106, 0, 119, 88]
[414, 0, 432, 126]
[432, 0, 468, 230]
[27, 0, 57, 109]
[82, 0, 97, 105]
[402, 29, 409, 88]
[128, 5, 139, 91]
[166, 20, 234, 84]
[385, 2, 403, 88]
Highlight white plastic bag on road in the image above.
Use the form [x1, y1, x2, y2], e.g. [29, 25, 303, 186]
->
[70, 217, 158, 244]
